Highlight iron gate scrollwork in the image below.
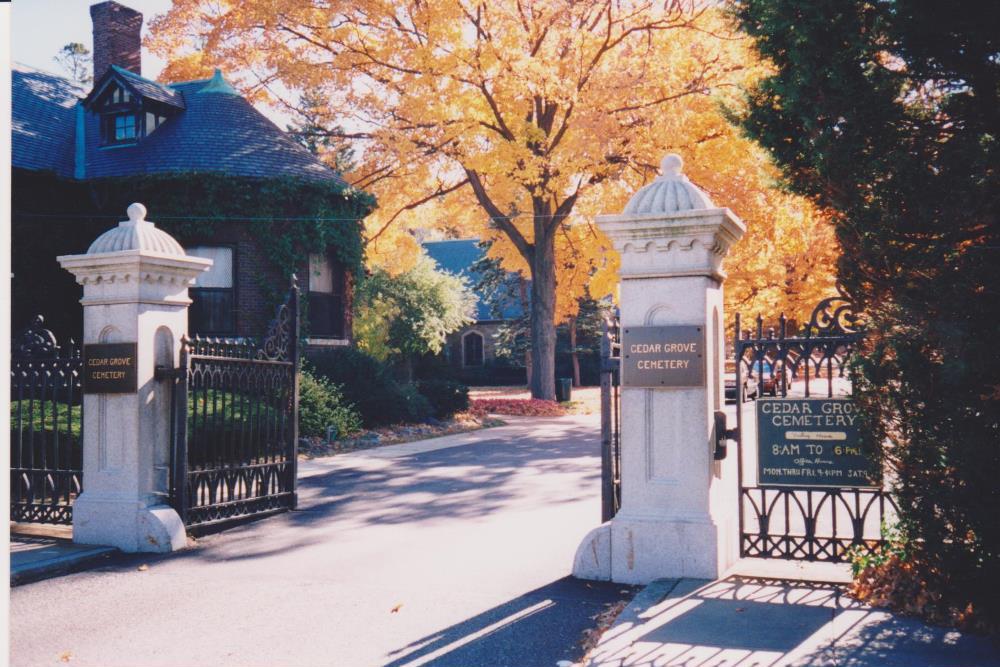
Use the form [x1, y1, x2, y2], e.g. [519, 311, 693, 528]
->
[733, 293, 898, 562]
[169, 279, 301, 530]
[9, 316, 84, 525]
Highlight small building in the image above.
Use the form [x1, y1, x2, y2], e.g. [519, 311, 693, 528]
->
[422, 239, 527, 383]
[11, 1, 372, 346]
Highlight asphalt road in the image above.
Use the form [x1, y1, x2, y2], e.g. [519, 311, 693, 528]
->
[10, 415, 633, 667]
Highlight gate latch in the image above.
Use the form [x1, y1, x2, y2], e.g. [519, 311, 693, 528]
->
[713, 410, 738, 461]
[154, 365, 184, 381]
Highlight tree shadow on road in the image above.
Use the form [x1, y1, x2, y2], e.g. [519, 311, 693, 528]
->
[121, 418, 604, 566]
[382, 576, 638, 667]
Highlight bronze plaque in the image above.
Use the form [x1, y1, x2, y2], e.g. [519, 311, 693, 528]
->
[622, 326, 705, 387]
[84, 343, 138, 394]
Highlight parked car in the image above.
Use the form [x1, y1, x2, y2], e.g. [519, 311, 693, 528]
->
[724, 361, 757, 403]
[758, 361, 791, 396]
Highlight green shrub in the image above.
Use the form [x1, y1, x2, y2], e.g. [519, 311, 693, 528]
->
[298, 367, 362, 439]
[416, 379, 469, 419]
[397, 383, 434, 424]
[308, 348, 431, 426]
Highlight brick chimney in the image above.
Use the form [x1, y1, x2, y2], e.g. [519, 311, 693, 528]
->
[91, 1, 143, 80]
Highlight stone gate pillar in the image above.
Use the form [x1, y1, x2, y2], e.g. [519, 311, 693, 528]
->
[574, 155, 745, 582]
[58, 203, 211, 553]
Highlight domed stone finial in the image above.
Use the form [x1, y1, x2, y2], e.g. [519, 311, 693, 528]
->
[85, 203, 186, 255]
[661, 153, 683, 178]
[621, 152, 714, 216]
[127, 202, 147, 225]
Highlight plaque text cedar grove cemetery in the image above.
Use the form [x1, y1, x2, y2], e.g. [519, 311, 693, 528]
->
[622, 326, 705, 388]
[83, 343, 138, 394]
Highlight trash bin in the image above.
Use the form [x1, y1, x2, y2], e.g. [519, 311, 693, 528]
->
[556, 377, 573, 402]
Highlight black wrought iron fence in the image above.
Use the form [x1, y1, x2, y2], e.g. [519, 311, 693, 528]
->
[733, 295, 898, 562]
[9, 317, 84, 525]
[169, 281, 300, 530]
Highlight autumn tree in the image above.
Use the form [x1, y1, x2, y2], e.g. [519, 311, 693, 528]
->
[150, 0, 839, 399]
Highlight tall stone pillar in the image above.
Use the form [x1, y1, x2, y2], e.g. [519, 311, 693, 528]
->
[58, 204, 211, 553]
[574, 155, 745, 583]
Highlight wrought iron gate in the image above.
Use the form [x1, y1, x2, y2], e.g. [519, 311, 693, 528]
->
[168, 280, 300, 530]
[9, 317, 84, 525]
[733, 295, 898, 562]
[600, 314, 622, 522]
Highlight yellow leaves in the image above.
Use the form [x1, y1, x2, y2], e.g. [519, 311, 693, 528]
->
[150, 0, 839, 324]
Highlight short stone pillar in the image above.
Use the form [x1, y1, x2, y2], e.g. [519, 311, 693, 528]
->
[58, 203, 211, 553]
[574, 155, 745, 583]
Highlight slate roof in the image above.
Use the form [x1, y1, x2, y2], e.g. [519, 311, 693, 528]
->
[12, 64, 85, 178]
[12, 64, 347, 186]
[423, 239, 525, 322]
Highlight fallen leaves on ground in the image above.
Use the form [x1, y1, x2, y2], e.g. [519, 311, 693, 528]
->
[299, 413, 504, 459]
[850, 554, 998, 634]
[578, 600, 630, 657]
[469, 399, 566, 417]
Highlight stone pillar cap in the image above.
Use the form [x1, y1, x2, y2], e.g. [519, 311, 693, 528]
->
[87, 203, 186, 256]
[622, 153, 714, 216]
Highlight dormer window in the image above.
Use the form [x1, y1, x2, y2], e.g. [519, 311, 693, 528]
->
[84, 68, 186, 147]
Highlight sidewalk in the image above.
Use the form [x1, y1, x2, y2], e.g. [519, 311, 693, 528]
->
[10, 525, 117, 586]
[586, 575, 999, 667]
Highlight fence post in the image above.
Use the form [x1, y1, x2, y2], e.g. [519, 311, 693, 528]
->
[288, 275, 301, 510]
[58, 203, 211, 553]
[600, 317, 614, 523]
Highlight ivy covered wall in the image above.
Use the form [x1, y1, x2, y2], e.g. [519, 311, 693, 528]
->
[12, 169, 375, 340]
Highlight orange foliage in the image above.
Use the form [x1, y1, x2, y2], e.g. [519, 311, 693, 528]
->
[149, 1, 838, 324]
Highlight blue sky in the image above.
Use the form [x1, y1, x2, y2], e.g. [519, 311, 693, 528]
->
[12, 0, 173, 80]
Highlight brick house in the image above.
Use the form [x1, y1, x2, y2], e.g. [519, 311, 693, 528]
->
[11, 1, 371, 346]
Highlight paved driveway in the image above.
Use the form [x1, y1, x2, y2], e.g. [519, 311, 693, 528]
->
[10, 415, 631, 667]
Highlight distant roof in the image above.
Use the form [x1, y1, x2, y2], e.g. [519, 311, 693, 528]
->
[12, 64, 85, 178]
[423, 239, 525, 322]
[13, 64, 347, 186]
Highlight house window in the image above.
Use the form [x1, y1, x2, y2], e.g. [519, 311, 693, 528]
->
[308, 252, 345, 338]
[113, 114, 136, 141]
[463, 331, 484, 367]
[187, 246, 235, 335]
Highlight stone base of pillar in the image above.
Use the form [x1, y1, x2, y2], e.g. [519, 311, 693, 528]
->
[573, 513, 736, 584]
[73, 494, 187, 553]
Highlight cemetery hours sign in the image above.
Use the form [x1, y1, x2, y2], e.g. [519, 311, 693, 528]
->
[83, 343, 138, 394]
[622, 326, 705, 388]
[756, 398, 878, 487]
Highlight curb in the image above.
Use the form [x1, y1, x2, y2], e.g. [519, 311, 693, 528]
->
[11, 544, 118, 587]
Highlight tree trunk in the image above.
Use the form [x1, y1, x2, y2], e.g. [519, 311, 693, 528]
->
[519, 277, 533, 388]
[529, 228, 557, 400]
[569, 315, 581, 387]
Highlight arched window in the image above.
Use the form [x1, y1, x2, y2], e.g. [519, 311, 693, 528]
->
[463, 331, 484, 367]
